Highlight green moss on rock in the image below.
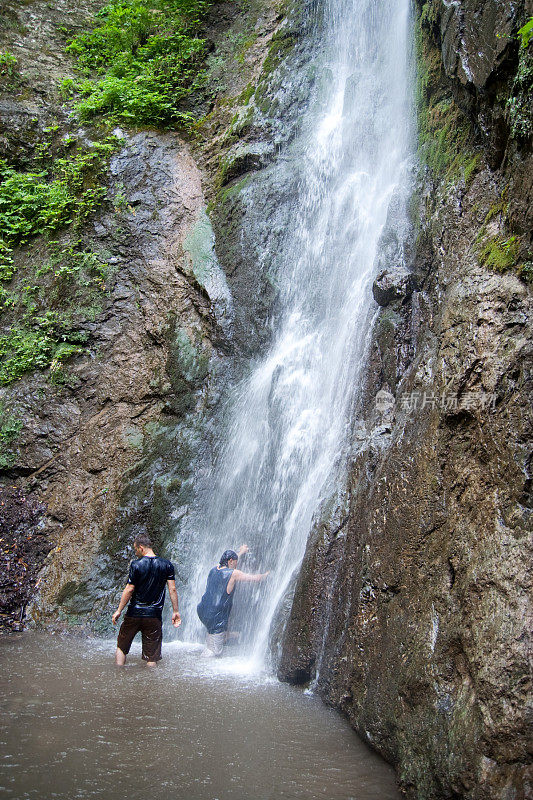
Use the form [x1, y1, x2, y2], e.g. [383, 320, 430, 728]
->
[415, 5, 479, 184]
[261, 30, 297, 76]
[479, 235, 520, 272]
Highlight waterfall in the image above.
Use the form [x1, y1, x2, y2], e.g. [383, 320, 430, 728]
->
[177, 0, 413, 667]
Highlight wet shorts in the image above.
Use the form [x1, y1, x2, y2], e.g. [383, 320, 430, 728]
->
[117, 616, 163, 662]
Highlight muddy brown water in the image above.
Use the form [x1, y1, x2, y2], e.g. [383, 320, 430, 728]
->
[0, 633, 400, 800]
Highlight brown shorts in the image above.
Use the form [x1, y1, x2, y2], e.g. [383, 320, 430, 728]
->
[116, 616, 163, 662]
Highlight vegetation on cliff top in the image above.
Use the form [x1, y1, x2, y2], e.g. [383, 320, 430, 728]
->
[64, 0, 214, 127]
[0, 0, 224, 392]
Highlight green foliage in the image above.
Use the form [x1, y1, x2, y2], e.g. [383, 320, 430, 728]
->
[0, 51, 22, 92]
[0, 52, 17, 75]
[66, 0, 213, 126]
[419, 0, 439, 30]
[463, 154, 481, 186]
[0, 322, 84, 386]
[517, 17, 533, 48]
[0, 129, 120, 383]
[226, 31, 257, 64]
[0, 136, 120, 285]
[112, 182, 128, 210]
[475, 187, 531, 282]
[260, 30, 296, 77]
[0, 241, 109, 385]
[0, 402, 22, 469]
[0, 327, 58, 384]
[0, 162, 76, 243]
[0, 19, 128, 389]
[518, 261, 533, 282]
[0, 239, 15, 280]
[238, 82, 255, 105]
[479, 235, 519, 272]
[36, 241, 110, 285]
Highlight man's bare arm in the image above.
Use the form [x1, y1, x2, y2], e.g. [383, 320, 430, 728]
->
[234, 569, 269, 583]
[167, 579, 181, 627]
[227, 569, 269, 594]
[112, 583, 135, 625]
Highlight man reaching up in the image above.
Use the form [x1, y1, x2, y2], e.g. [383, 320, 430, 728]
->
[197, 544, 269, 657]
[112, 534, 181, 666]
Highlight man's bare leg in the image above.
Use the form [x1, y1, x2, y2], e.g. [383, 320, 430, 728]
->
[203, 632, 224, 657]
[115, 647, 126, 666]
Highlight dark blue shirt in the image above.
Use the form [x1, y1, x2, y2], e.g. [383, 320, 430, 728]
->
[126, 556, 175, 620]
[197, 566, 234, 634]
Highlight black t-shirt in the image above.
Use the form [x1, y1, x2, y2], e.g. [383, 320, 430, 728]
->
[126, 556, 175, 620]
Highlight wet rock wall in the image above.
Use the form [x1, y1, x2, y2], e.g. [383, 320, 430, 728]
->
[0, 0, 241, 630]
[0, 0, 306, 631]
[278, 1, 533, 798]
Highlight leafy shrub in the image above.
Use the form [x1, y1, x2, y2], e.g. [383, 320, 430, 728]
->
[0, 52, 17, 75]
[0, 238, 15, 280]
[0, 129, 120, 385]
[0, 51, 23, 93]
[517, 17, 533, 48]
[0, 163, 75, 244]
[0, 136, 120, 285]
[66, 0, 213, 126]
[0, 321, 88, 386]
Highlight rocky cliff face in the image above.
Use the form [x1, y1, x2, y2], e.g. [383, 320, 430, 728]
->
[0, 0, 251, 629]
[278, 1, 532, 798]
[0, 0, 296, 631]
[1, 0, 531, 797]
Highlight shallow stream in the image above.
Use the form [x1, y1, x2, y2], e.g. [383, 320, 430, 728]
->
[0, 633, 399, 800]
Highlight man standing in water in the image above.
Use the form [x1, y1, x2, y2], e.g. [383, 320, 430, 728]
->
[197, 544, 269, 657]
[112, 533, 181, 666]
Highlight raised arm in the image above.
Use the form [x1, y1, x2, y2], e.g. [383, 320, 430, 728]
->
[112, 583, 135, 625]
[234, 570, 269, 583]
[167, 579, 181, 627]
[227, 569, 269, 594]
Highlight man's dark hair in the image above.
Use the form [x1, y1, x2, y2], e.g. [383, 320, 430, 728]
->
[219, 549, 238, 567]
[133, 533, 152, 549]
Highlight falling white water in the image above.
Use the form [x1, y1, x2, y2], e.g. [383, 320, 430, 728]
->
[178, 0, 413, 668]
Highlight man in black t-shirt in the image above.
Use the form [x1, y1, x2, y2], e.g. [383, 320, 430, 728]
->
[112, 534, 181, 666]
